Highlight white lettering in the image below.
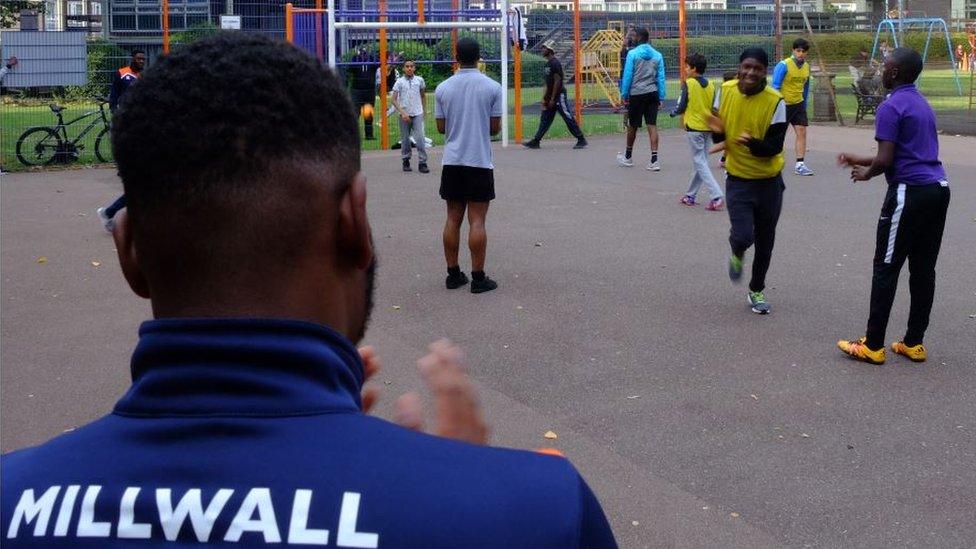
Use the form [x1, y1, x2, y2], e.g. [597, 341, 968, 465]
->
[224, 488, 281, 543]
[53, 485, 80, 536]
[6, 486, 60, 538]
[336, 492, 378, 548]
[118, 487, 152, 539]
[76, 485, 111, 537]
[157, 488, 234, 542]
[287, 489, 329, 545]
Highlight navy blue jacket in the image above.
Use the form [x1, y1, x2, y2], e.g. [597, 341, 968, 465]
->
[1, 318, 616, 547]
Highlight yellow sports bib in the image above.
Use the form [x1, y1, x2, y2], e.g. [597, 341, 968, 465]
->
[717, 80, 785, 180]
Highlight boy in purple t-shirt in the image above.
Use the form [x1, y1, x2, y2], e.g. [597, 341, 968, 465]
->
[836, 48, 951, 365]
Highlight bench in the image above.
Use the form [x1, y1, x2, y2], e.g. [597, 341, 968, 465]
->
[851, 84, 884, 125]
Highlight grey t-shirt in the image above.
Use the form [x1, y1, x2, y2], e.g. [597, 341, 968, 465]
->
[434, 69, 503, 169]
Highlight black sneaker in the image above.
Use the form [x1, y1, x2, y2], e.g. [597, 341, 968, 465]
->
[573, 138, 588, 149]
[523, 141, 540, 149]
[470, 276, 498, 294]
[446, 271, 469, 290]
[402, 159, 412, 172]
[418, 162, 429, 174]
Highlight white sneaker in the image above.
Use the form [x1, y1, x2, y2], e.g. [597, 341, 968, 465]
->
[96, 207, 114, 233]
[616, 152, 634, 167]
[794, 162, 814, 176]
[646, 160, 661, 171]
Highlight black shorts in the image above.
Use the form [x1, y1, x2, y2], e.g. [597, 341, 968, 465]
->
[440, 165, 495, 203]
[351, 88, 374, 108]
[785, 102, 809, 126]
[627, 92, 660, 128]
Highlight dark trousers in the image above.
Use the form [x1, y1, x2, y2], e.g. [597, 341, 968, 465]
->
[726, 174, 785, 293]
[532, 91, 584, 142]
[351, 88, 375, 139]
[105, 195, 127, 218]
[865, 182, 950, 349]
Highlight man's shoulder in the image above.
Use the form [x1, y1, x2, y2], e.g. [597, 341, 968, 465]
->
[2, 413, 583, 494]
[763, 85, 784, 100]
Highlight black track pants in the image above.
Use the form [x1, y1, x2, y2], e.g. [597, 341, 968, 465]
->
[532, 91, 584, 142]
[726, 174, 785, 293]
[865, 182, 950, 350]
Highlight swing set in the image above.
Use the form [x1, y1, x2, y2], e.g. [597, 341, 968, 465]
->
[870, 18, 963, 95]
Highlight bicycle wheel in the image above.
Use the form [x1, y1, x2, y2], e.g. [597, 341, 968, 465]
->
[94, 126, 114, 163]
[16, 127, 62, 167]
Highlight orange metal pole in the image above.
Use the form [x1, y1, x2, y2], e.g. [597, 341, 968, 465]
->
[162, 0, 170, 54]
[451, 0, 459, 72]
[418, 0, 425, 25]
[573, 0, 581, 122]
[380, 0, 389, 150]
[285, 3, 294, 43]
[514, 43, 523, 142]
[678, 0, 686, 81]
[315, 0, 323, 61]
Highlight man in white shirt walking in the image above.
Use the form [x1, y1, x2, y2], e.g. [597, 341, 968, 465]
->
[392, 59, 428, 173]
[434, 38, 502, 293]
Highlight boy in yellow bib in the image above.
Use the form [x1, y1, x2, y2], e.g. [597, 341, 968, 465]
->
[772, 38, 814, 176]
[708, 48, 788, 315]
[670, 53, 724, 210]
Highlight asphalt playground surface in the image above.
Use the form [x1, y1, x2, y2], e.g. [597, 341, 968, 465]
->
[2, 127, 975, 548]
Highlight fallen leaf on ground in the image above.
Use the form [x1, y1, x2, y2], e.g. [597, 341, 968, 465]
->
[730, 512, 740, 518]
[37, 257, 48, 264]
[631, 521, 639, 526]
[392, 305, 401, 311]
[626, 395, 641, 399]
[801, 433, 811, 438]
[750, 394, 759, 401]
[91, 261, 101, 267]
[543, 431, 558, 440]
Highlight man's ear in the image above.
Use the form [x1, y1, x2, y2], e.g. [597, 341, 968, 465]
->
[336, 172, 373, 271]
[113, 210, 151, 299]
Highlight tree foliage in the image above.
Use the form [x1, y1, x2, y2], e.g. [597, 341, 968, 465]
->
[0, 0, 45, 29]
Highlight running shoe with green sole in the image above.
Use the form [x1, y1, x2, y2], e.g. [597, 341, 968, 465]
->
[747, 291, 770, 314]
[728, 255, 743, 283]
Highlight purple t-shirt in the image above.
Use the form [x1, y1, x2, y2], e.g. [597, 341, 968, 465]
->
[874, 84, 946, 185]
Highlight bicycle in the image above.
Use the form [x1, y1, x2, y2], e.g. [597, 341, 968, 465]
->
[16, 98, 113, 167]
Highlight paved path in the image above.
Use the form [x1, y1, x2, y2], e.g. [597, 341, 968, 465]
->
[3, 127, 975, 548]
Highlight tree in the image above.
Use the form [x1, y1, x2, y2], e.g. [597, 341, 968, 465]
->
[0, 0, 45, 29]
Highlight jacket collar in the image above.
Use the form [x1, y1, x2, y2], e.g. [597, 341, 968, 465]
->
[113, 318, 364, 417]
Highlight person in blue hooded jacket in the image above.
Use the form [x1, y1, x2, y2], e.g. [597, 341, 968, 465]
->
[1, 33, 617, 549]
[617, 27, 667, 171]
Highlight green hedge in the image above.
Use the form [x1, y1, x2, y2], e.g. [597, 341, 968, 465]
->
[652, 32, 969, 64]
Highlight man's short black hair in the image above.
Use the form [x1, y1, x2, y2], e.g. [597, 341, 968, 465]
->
[685, 52, 707, 74]
[792, 38, 810, 52]
[112, 32, 359, 287]
[132, 49, 145, 57]
[740, 47, 769, 68]
[457, 37, 480, 65]
[636, 28, 650, 44]
[890, 47, 923, 83]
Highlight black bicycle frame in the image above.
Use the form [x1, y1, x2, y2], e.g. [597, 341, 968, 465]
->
[52, 104, 110, 145]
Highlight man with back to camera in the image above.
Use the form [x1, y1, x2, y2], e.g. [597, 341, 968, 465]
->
[836, 48, 951, 365]
[522, 39, 587, 150]
[709, 47, 788, 315]
[617, 27, 667, 171]
[771, 38, 814, 176]
[96, 49, 147, 233]
[435, 37, 503, 294]
[0, 33, 617, 548]
[350, 46, 377, 140]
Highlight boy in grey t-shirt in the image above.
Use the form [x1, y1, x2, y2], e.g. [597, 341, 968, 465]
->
[434, 38, 503, 294]
[392, 60, 428, 173]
